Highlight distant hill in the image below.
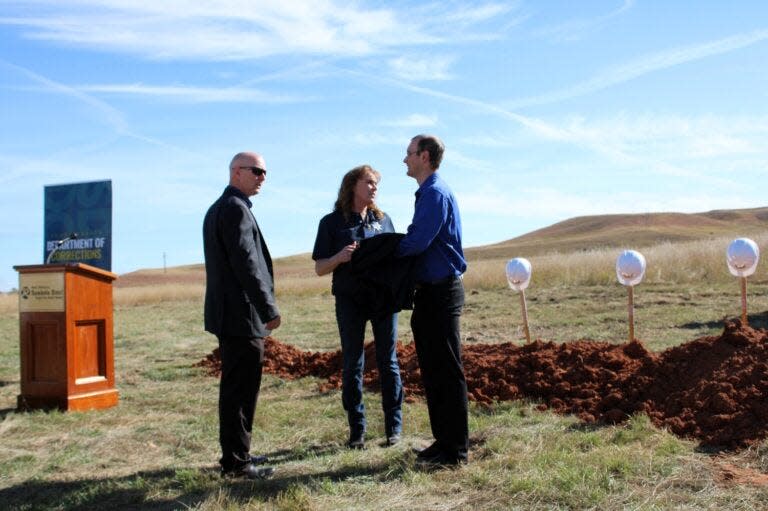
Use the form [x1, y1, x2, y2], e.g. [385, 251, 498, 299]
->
[465, 207, 768, 260]
[117, 207, 768, 287]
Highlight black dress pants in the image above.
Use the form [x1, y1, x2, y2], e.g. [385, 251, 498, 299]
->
[217, 335, 264, 470]
[411, 277, 469, 460]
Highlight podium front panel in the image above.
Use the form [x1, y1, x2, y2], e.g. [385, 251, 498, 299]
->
[74, 319, 107, 382]
[19, 312, 68, 402]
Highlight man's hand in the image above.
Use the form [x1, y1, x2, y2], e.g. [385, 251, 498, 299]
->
[266, 315, 281, 330]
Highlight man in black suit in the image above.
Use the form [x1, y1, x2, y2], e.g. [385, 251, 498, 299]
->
[203, 151, 281, 480]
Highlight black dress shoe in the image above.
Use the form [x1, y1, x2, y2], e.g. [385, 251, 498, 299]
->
[416, 452, 467, 468]
[221, 463, 275, 480]
[250, 454, 268, 465]
[415, 441, 442, 459]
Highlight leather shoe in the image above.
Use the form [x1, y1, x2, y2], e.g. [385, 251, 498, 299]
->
[250, 454, 268, 465]
[221, 463, 275, 480]
[415, 441, 442, 459]
[416, 452, 467, 468]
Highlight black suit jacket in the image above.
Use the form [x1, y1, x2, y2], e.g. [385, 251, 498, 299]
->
[349, 233, 415, 317]
[203, 185, 279, 338]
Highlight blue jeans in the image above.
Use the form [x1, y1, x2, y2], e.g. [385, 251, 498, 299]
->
[335, 294, 403, 437]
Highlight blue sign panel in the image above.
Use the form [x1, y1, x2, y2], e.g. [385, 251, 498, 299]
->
[44, 180, 112, 271]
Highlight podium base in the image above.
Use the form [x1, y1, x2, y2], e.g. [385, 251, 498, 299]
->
[18, 389, 119, 412]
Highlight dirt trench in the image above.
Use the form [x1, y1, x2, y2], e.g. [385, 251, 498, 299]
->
[196, 320, 768, 449]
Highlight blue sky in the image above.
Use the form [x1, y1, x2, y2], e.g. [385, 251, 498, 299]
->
[1, 1, 767, 291]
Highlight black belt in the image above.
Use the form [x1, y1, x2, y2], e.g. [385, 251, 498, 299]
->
[415, 274, 460, 289]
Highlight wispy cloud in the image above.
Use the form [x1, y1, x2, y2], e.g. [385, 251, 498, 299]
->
[77, 83, 306, 103]
[369, 69, 765, 187]
[436, 2, 516, 26]
[387, 54, 455, 82]
[458, 186, 761, 222]
[534, 0, 635, 42]
[0, 1, 512, 61]
[558, 113, 768, 161]
[382, 114, 438, 128]
[505, 28, 768, 109]
[0, 59, 188, 157]
[0, 59, 127, 132]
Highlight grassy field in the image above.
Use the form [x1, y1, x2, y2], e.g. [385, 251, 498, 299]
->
[1, 217, 768, 509]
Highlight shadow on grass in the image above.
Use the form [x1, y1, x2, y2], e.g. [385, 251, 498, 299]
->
[0, 407, 17, 419]
[566, 421, 610, 433]
[0, 448, 410, 511]
[264, 443, 342, 463]
[679, 311, 768, 331]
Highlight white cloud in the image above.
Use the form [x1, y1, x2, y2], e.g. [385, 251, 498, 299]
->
[0, 1, 512, 61]
[505, 28, 768, 109]
[0, 59, 191, 152]
[376, 73, 768, 188]
[458, 186, 764, 222]
[77, 83, 306, 103]
[388, 55, 455, 82]
[444, 149, 497, 175]
[534, 0, 635, 43]
[0, 59, 128, 133]
[436, 2, 515, 25]
[382, 114, 438, 127]
[558, 113, 768, 161]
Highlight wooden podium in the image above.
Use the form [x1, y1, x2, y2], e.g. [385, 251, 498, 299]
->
[14, 263, 119, 411]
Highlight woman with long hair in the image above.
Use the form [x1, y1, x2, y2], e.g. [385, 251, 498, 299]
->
[312, 164, 403, 449]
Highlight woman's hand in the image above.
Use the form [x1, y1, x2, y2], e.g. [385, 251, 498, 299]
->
[314, 242, 358, 275]
[335, 242, 358, 264]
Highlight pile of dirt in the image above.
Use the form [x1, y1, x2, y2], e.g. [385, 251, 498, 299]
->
[195, 320, 768, 449]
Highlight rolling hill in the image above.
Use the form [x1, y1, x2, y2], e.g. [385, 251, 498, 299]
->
[465, 206, 768, 260]
[116, 206, 768, 287]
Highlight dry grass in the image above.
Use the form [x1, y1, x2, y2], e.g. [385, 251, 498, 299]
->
[0, 293, 16, 315]
[465, 233, 768, 290]
[106, 207, 768, 305]
[3, 231, 761, 311]
[468, 206, 768, 259]
[114, 282, 204, 306]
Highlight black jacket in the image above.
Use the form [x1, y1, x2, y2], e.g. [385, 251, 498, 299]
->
[349, 233, 415, 317]
[203, 186, 279, 337]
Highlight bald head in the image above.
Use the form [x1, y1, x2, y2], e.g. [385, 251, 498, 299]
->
[230, 152, 264, 175]
[229, 151, 267, 197]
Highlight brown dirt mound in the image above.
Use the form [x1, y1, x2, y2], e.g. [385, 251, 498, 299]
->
[195, 320, 768, 449]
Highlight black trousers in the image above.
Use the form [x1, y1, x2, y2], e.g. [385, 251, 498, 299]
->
[411, 277, 469, 460]
[217, 335, 264, 470]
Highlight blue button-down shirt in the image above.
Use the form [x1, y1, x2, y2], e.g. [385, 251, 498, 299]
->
[397, 173, 467, 283]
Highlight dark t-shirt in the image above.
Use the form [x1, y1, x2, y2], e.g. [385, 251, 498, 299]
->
[312, 209, 395, 296]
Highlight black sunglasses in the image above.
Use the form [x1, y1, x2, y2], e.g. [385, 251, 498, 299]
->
[239, 166, 267, 177]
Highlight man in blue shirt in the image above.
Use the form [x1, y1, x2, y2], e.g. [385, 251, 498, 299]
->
[397, 134, 469, 466]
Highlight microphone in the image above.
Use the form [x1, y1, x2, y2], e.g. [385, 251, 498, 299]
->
[46, 232, 78, 264]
